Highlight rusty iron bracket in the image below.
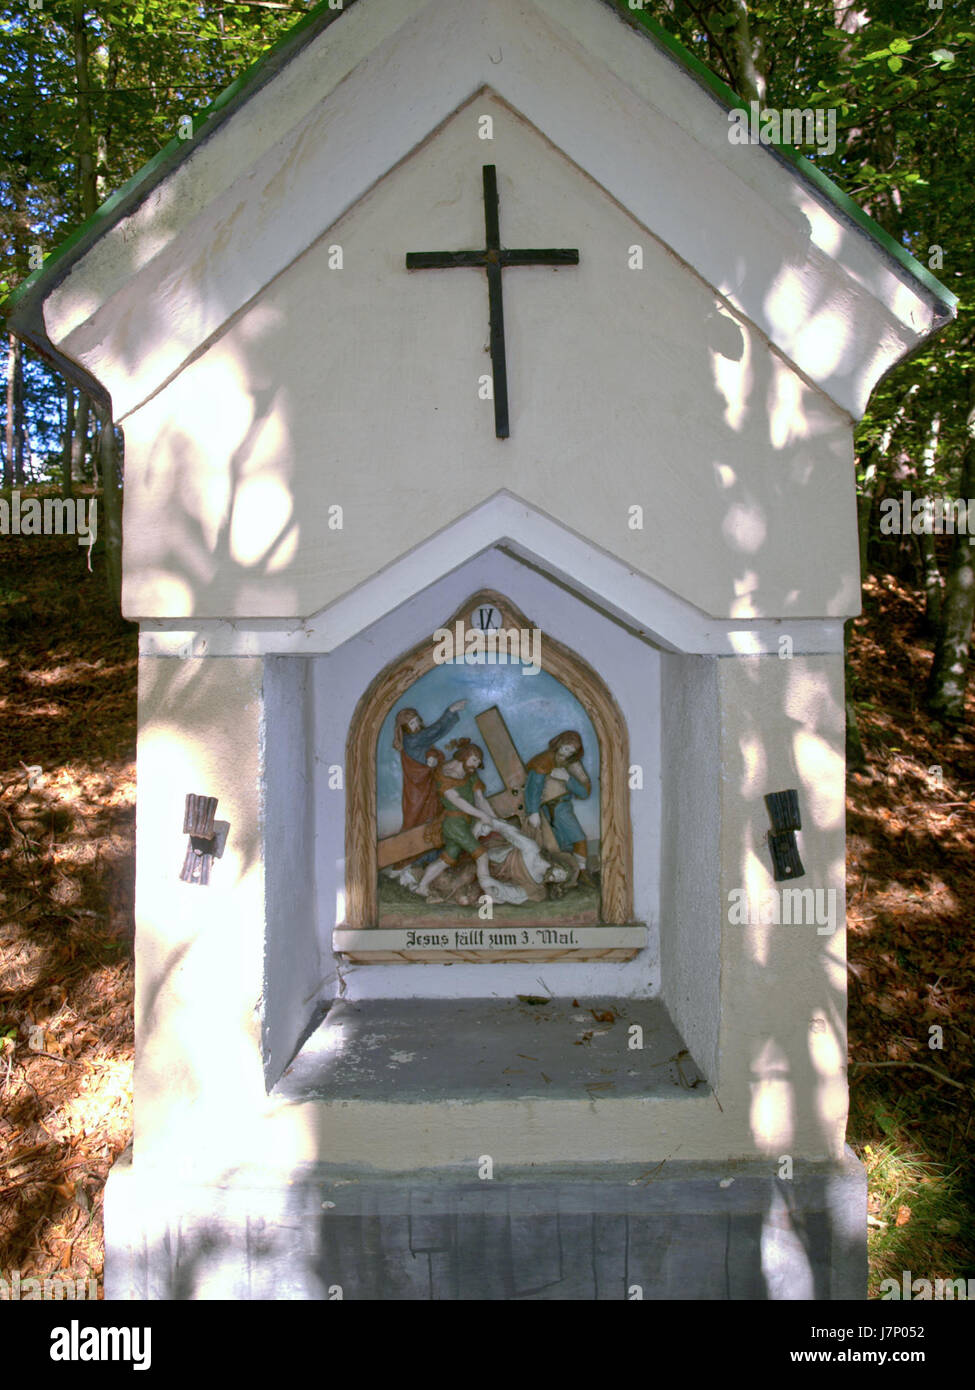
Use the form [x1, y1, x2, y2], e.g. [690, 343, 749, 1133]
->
[179, 794, 229, 886]
[764, 789, 804, 881]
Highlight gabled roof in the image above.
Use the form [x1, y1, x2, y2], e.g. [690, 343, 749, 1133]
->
[5, 0, 956, 423]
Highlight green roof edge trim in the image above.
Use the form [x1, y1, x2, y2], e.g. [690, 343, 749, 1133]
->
[4, 0, 956, 325]
[606, 0, 957, 313]
[2, 0, 358, 318]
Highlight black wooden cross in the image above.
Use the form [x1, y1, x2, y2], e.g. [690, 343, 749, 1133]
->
[406, 165, 579, 439]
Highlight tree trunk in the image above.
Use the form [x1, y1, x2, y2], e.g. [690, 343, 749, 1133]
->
[61, 387, 76, 498]
[725, 0, 767, 104]
[858, 384, 917, 582]
[96, 410, 123, 612]
[12, 336, 25, 486]
[71, 392, 90, 484]
[90, 408, 100, 488]
[918, 527, 943, 631]
[3, 334, 15, 489]
[857, 449, 878, 585]
[72, 7, 101, 497]
[918, 411, 942, 630]
[926, 373, 975, 722]
[844, 620, 868, 771]
[72, 2, 98, 221]
[846, 697, 868, 772]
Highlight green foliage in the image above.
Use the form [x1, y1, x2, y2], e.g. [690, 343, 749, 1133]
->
[0, 1, 311, 463]
[644, 2, 972, 544]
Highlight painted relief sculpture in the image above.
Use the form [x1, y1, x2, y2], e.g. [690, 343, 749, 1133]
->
[344, 591, 634, 936]
[378, 676, 601, 926]
[378, 683, 598, 922]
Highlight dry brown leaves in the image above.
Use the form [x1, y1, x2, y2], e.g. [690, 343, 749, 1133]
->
[1, 530, 136, 1296]
[846, 572, 975, 1169]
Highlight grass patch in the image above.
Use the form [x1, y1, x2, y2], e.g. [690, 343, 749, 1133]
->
[850, 1083, 975, 1294]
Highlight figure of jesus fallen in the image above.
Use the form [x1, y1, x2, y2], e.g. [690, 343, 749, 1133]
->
[410, 815, 579, 907]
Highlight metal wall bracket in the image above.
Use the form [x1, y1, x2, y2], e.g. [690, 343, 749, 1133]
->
[179, 794, 229, 885]
[764, 789, 804, 881]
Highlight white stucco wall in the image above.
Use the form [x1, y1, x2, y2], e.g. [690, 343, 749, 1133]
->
[117, 90, 859, 625]
[133, 656, 269, 1163]
[717, 652, 849, 1157]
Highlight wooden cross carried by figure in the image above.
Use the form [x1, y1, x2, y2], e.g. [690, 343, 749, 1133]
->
[378, 705, 553, 869]
[405, 165, 579, 439]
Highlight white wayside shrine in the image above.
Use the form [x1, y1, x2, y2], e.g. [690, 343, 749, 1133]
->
[10, 0, 955, 1300]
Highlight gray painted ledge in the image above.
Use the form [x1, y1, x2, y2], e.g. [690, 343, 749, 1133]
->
[272, 997, 706, 1103]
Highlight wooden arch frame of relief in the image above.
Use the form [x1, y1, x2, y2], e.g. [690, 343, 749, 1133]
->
[339, 591, 642, 962]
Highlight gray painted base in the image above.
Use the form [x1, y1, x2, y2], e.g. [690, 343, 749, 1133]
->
[105, 1149, 866, 1300]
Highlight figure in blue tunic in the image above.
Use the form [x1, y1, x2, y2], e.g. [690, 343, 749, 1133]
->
[524, 729, 591, 872]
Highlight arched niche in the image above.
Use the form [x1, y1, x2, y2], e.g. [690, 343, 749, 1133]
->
[344, 589, 633, 930]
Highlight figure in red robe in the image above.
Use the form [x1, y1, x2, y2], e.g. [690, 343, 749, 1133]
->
[392, 700, 466, 830]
